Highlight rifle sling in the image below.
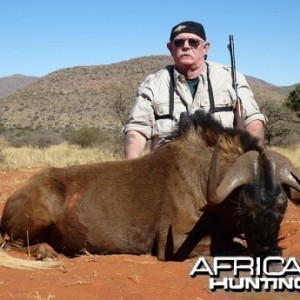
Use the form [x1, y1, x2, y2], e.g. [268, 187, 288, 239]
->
[155, 66, 175, 121]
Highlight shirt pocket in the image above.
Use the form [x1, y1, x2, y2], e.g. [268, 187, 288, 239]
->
[214, 90, 234, 107]
[153, 102, 175, 137]
[199, 100, 210, 112]
[154, 102, 170, 117]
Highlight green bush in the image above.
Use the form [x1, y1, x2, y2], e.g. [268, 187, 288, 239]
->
[65, 127, 108, 147]
[285, 84, 300, 113]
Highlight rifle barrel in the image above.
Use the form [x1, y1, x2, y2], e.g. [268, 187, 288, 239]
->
[228, 35, 244, 129]
[228, 35, 238, 92]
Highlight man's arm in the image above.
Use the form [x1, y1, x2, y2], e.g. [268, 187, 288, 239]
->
[124, 130, 147, 159]
[245, 120, 265, 147]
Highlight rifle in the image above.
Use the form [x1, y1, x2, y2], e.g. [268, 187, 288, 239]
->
[228, 35, 244, 130]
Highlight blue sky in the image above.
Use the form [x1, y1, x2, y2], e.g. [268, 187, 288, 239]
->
[0, 0, 299, 86]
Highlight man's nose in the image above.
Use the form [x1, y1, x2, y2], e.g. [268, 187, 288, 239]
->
[182, 40, 190, 48]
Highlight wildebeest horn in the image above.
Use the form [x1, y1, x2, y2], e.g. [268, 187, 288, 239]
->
[262, 150, 300, 205]
[206, 143, 259, 206]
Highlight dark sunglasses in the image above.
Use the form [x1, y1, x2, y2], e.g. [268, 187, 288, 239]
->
[173, 38, 203, 48]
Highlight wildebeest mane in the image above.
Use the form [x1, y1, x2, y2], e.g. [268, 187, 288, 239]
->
[165, 110, 262, 153]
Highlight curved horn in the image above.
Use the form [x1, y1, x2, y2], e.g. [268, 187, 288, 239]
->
[263, 150, 300, 205]
[207, 144, 259, 206]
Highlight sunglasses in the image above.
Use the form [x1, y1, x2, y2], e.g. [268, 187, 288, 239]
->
[173, 38, 203, 48]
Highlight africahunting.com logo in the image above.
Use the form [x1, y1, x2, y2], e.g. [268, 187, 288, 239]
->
[190, 256, 300, 292]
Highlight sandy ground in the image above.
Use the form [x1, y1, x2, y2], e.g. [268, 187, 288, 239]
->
[0, 168, 300, 300]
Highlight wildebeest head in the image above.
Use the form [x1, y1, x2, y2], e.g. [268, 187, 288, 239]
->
[206, 143, 300, 258]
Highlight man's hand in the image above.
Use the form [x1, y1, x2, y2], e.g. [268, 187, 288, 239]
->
[245, 120, 265, 147]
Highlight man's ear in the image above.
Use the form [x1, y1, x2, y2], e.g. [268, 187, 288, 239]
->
[167, 42, 173, 53]
[203, 42, 210, 55]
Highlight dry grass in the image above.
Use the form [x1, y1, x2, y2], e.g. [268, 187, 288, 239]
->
[0, 143, 299, 171]
[0, 143, 123, 170]
[269, 145, 300, 171]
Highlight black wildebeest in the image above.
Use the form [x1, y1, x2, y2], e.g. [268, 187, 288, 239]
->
[1, 111, 300, 261]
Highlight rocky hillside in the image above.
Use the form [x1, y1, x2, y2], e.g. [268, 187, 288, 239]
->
[0, 74, 38, 99]
[0, 55, 296, 130]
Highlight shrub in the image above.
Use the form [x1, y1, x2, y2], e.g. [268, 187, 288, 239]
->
[0, 147, 6, 165]
[65, 127, 108, 147]
[285, 84, 300, 113]
[25, 131, 64, 148]
[1, 127, 64, 148]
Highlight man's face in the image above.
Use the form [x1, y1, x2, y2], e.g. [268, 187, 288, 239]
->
[167, 33, 210, 69]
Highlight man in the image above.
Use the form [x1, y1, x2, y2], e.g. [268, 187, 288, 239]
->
[123, 21, 266, 159]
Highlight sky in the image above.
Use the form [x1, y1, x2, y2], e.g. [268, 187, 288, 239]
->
[0, 0, 299, 86]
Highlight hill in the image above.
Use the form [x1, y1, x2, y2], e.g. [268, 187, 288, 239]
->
[0, 55, 296, 130]
[246, 76, 296, 95]
[0, 74, 38, 99]
[246, 75, 295, 102]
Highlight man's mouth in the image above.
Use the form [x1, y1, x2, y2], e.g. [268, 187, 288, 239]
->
[179, 53, 192, 58]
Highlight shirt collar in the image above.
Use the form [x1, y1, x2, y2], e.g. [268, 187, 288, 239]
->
[173, 64, 207, 84]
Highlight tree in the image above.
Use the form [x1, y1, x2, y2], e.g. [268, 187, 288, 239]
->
[285, 84, 300, 114]
[260, 100, 296, 145]
[113, 92, 131, 125]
